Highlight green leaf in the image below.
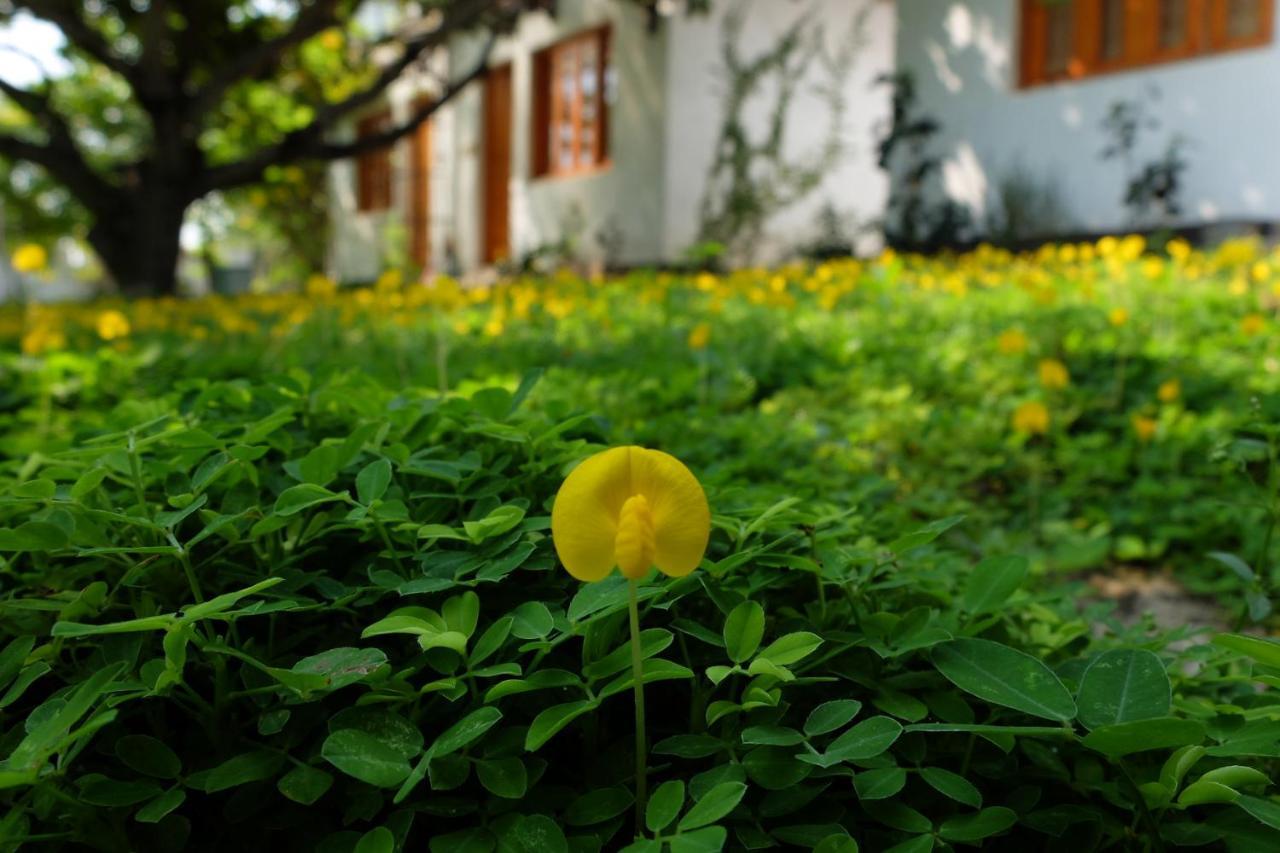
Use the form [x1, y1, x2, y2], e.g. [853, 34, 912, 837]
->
[1236, 795, 1280, 830]
[821, 715, 903, 763]
[804, 699, 862, 736]
[322, 729, 412, 788]
[565, 786, 633, 826]
[667, 827, 728, 853]
[1076, 648, 1171, 730]
[888, 515, 965, 554]
[463, 505, 525, 544]
[277, 765, 333, 805]
[329, 708, 423, 759]
[134, 788, 186, 823]
[854, 766, 907, 800]
[723, 601, 765, 663]
[1198, 766, 1270, 789]
[813, 835, 859, 853]
[1159, 745, 1207, 792]
[1179, 780, 1241, 806]
[273, 483, 344, 516]
[646, 780, 685, 832]
[475, 757, 527, 799]
[756, 631, 822, 666]
[495, 814, 567, 853]
[355, 827, 395, 853]
[115, 735, 181, 779]
[1082, 717, 1206, 758]
[292, 647, 388, 691]
[356, 458, 393, 504]
[78, 776, 162, 807]
[510, 601, 554, 640]
[932, 638, 1076, 722]
[12, 478, 55, 499]
[920, 767, 982, 808]
[429, 707, 502, 758]
[679, 781, 747, 831]
[0, 522, 69, 552]
[525, 700, 597, 751]
[181, 577, 283, 622]
[200, 751, 284, 793]
[1214, 633, 1280, 670]
[938, 807, 1017, 842]
[961, 555, 1028, 614]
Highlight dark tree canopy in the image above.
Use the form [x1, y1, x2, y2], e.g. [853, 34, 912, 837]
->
[0, 0, 568, 293]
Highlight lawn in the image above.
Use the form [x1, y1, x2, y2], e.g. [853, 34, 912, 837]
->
[1, 236, 1279, 851]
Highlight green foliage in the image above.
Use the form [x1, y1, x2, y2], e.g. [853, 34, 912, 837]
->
[1, 245, 1280, 850]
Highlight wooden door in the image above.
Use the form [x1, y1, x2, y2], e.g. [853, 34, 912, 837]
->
[482, 65, 512, 264]
[409, 104, 431, 270]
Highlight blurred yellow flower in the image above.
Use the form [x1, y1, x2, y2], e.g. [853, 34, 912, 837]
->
[319, 28, 344, 51]
[1108, 307, 1129, 327]
[11, 243, 48, 274]
[1012, 401, 1050, 436]
[1241, 313, 1265, 336]
[375, 269, 403, 292]
[551, 446, 710, 582]
[997, 329, 1029, 355]
[1157, 379, 1181, 403]
[687, 322, 711, 350]
[95, 309, 131, 341]
[1131, 414, 1158, 443]
[1038, 358, 1070, 390]
[305, 273, 337, 297]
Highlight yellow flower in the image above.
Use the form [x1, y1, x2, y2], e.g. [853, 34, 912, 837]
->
[319, 28, 344, 51]
[95, 309, 131, 341]
[1012, 401, 1050, 436]
[306, 273, 337, 297]
[1108, 307, 1129, 327]
[1131, 414, 1157, 443]
[11, 243, 48, 274]
[1157, 379, 1181, 404]
[997, 329, 1028, 355]
[551, 446, 710, 582]
[375, 269, 403, 292]
[1241, 313, 1265, 336]
[687, 322, 711, 350]
[1038, 358, 1070, 390]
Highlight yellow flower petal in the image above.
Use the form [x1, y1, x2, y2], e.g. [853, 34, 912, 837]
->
[626, 447, 710, 577]
[551, 446, 710, 582]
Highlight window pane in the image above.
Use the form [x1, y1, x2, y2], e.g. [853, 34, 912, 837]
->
[1158, 0, 1189, 49]
[1100, 0, 1125, 60]
[1226, 0, 1262, 38]
[1044, 4, 1074, 75]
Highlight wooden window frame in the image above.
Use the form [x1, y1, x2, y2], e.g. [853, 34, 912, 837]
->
[531, 24, 612, 179]
[1019, 0, 1274, 88]
[356, 110, 394, 213]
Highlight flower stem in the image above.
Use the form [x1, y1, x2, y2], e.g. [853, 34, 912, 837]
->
[627, 578, 648, 835]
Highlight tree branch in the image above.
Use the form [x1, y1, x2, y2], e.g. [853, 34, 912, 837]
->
[199, 2, 509, 194]
[13, 0, 139, 86]
[185, 0, 346, 123]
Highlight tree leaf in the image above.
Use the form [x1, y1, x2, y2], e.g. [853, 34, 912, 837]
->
[646, 780, 685, 833]
[756, 631, 822, 666]
[805, 699, 862, 737]
[356, 458, 392, 505]
[322, 729, 412, 788]
[920, 767, 982, 808]
[525, 700, 597, 751]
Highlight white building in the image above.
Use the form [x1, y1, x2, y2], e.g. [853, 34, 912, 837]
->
[327, 0, 1279, 278]
[328, 0, 894, 279]
[898, 0, 1280, 239]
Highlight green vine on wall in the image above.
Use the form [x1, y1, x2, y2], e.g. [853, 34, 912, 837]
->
[696, 2, 866, 260]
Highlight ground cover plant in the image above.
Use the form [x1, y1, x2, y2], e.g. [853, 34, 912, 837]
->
[1, 236, 1280, 851]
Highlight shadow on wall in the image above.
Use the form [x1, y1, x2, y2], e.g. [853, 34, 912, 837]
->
[900, 0, 1278, 241]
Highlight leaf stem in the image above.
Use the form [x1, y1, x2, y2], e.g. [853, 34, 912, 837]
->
[628, 577, 648, 836]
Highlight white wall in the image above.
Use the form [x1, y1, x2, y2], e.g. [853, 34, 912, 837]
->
[896, 0, 1280, 234]
[662, 0, 896, 259]
[444, 0, 668, 270]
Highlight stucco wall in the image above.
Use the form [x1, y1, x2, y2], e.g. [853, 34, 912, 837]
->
[661, 0, 896, 260]
[444, 0, 668, 270]
[896, 0, 1280, 235]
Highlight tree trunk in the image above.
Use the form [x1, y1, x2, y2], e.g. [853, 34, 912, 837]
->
[87, 185, 191, 297]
